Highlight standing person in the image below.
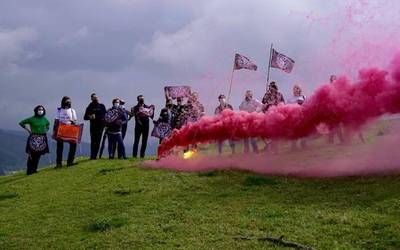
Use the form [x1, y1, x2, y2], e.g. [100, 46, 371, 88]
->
[215, 94, 235, 155]
[104, 99, 127, 159]
[190, 92, 205, 118]
[262, 81, 285, 112]
[19, 105, 50, 175]
[239, 90, 263, 154]
[172, 97, 185, 129]
[288, 84, 307, 150]
[54, 96, 78, 168]
[327, 75, 345, 144]
[261, 82, 285, 152]
[131, 95, 155, 158]
[153, 101, 173, 144]
[84, 93, 106, 160]
[119, 99, 131, 140]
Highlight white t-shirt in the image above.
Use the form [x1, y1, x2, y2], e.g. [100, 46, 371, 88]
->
[56, 108, 77, 125]
[288, 95, 306, 105]
[239, 98, 263, 113]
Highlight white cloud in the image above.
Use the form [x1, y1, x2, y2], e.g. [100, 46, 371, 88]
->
[0, 27, 38, 68]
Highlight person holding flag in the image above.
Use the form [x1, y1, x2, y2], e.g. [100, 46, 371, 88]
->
[262, 81, 285, 112]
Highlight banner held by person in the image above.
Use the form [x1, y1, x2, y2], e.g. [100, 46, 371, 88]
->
[164, 86, 191, 100]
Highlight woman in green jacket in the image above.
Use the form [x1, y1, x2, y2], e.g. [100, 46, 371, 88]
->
[19, 105, 50, 175]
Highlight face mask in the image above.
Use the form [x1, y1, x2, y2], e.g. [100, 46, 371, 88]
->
[37, 110, 44, 116]
[219, 98, 226, 104]
[65, 102, 71, 108]
[138, 99, 144, 104]
[113, 103, 120, 108]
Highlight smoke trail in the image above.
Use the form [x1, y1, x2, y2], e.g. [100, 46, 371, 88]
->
[158, 54, 400, 158]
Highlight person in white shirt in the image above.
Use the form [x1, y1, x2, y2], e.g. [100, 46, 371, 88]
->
[288, 84, 306, 105]
[288, 84, 307, 150]
[239, 90, 262, 154]
[54, 96, 78, 168]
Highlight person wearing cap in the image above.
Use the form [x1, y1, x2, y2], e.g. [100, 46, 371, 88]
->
[104, 98, 127, 159]
[262, 81, 285, 112]
[215, 94, 235, 154]
[239, 90, 263, 153]
[84, 93, 106, 160]
[19, 105, 50, 175]
[131, 95, 155, 158]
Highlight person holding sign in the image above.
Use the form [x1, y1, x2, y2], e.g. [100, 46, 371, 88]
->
[19, 105, 50, 175]
[131, 95, 154, 158]
[104, 98, 127, 159]
[54, 96, 78, 168]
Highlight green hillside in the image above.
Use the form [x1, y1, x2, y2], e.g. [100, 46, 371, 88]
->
[0, 157, 399, 249]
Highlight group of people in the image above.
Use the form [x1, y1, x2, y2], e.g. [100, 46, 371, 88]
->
[19, 94, 155, 175]
[19, 75, 354, 176]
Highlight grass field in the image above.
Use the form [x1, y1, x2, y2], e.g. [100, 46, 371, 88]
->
[1, 119, 400, 249]
[0, 156, 400, 249]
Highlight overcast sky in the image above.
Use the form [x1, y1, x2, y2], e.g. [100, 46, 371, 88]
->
[1, 0, 399, 142]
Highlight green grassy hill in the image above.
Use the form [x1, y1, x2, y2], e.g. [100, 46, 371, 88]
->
[0, 157, 399, 249]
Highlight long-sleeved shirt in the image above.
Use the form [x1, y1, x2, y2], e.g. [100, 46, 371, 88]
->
[19, 116, 50, 134]
[214, 103, 233, 115]
[84, 102, 106, 129]
[262, 91, 285, 112]
[239, 98, 263, 113]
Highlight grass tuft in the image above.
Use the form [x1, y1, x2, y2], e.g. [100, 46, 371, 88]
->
[87, 217, 127, 232]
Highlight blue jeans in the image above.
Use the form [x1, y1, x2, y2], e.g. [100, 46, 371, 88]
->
[108, 133, 126, 159]
[243, 138, 258, 154]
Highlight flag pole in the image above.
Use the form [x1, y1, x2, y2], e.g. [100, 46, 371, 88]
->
[227, 55, 236, 102]
[266, 43, 273, 84]
[227, 68, 235, 103]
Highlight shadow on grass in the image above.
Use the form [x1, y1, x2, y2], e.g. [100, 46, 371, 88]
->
[0, 192, 18, 201]
[98, 167, 124, 175]
[86, 217, 127, 232]
[243, 176, 279, 186]
[113, 189, 131, 196]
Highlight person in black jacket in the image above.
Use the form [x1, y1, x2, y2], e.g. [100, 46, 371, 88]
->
[131, 95, 154, 158]
[84, 93, 106, 159]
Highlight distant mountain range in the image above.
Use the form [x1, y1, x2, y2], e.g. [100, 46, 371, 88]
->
[0, 129, 158, 175]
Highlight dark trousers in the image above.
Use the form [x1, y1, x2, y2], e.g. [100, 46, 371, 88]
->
[90, 126, 104, 159]
[133, 124, 149, 158]
[217, 140, 235, 154]
[243, 138, 258, 154]
[56, 140, 77, 165]
[108, 133, 126, 159]
[27, 153, 41, 175]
